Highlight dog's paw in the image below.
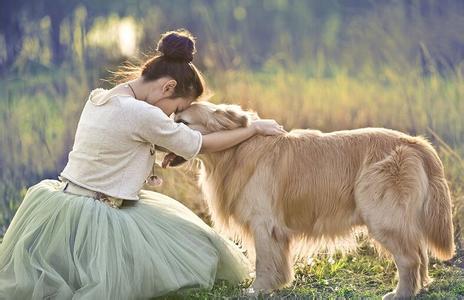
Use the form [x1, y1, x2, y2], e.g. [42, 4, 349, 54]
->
[382, 291, 396, 300]
[421, 275, 433, 288]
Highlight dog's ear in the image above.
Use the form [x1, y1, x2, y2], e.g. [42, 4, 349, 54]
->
[206, 106, 250, 131]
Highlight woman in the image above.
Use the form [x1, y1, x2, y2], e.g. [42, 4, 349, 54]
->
[0, 29, 285, 299]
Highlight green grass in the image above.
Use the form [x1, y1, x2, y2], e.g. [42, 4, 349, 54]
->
[1, 65, 464, 299]
[159, 252, 464, 299]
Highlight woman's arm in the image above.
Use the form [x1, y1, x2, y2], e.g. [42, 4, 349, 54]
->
[162, 119, 285, 168]
[200, 119, 286, 153]
[199, 126, 255, 153]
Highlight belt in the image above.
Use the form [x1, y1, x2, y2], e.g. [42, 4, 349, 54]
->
[60, 178, 124, 209]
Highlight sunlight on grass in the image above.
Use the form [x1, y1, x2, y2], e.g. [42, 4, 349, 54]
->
[1, 63, 463, 299]
[159, 251, 464, 299]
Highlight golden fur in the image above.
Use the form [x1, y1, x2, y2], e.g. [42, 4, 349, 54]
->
[175, 102, 455, 299]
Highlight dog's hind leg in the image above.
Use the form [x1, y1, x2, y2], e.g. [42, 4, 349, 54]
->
[250, 220, 292, 292]
[371, 232, 422, 300]
[355, 146, 429, 299]
[418, 242, 430, 288]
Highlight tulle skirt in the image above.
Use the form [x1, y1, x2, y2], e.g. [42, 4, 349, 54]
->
[0, 180, 251, 299]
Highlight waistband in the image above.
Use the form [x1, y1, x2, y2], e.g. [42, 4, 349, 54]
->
[59, 177, 124, 209]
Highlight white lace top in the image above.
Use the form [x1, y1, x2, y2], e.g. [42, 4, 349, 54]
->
[60, 88, 202, 200]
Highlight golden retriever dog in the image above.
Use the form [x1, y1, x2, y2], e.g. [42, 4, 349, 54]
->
[170, 101, 455, 299]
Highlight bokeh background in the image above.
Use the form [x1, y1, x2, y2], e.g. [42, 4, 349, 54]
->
[1, 0, 463, 257]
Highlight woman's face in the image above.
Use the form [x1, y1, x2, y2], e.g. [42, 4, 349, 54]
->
[153, 97, 193, 117]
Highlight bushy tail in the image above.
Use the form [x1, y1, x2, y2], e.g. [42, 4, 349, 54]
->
[415, 139, 455, 260]
[424, 177, 455, 260]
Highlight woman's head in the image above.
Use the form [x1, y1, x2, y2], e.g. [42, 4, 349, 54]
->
[114, 29, 207, 115]
[141, 29, 205, 100]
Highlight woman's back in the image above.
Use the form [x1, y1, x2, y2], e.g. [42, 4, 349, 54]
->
[61, 88, 202, 200]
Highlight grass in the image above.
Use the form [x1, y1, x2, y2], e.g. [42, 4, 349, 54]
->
[159, 251, 464, 299]
[1, 64, 464, 298]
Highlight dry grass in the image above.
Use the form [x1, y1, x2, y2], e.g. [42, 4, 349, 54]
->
[1, 65, 463, 298]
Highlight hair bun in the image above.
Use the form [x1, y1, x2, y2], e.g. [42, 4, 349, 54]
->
[156, 29, 196, 63]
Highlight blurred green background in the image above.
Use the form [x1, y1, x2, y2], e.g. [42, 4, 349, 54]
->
[1, 0, 463, 256]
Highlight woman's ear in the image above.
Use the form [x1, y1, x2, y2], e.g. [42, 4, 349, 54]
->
[162, 79, 177, 96]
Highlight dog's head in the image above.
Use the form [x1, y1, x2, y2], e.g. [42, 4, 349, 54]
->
[175, 101, 257, 134]
[164, 102, 257, 167]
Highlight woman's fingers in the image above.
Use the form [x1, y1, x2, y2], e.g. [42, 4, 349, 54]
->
[251, 119, 286, 135]
[277, 124, 287, 133]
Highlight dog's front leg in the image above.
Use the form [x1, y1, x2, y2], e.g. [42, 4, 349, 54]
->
[250, 220, 292, 292]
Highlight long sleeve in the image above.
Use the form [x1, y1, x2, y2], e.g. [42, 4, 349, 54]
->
[129, 99, 202, 160]
[62, 91, 202, 200]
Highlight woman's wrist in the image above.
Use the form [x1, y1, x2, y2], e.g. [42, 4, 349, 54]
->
[249, 122, 258, 135]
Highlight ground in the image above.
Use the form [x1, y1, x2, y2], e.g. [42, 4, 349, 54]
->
[159, 243, 464, 299]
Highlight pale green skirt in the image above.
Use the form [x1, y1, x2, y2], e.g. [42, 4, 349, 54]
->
[0, 180, 251, 299]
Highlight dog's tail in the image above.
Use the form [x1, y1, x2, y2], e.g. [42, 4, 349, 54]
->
[414, 138, 455, 260]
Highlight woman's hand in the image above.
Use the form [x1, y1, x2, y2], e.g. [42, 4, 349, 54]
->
[199, 118, 286, 154]
[250, 119, 287, 136]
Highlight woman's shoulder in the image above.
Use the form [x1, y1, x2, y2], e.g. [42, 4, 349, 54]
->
[86, 87, 168, 122]
[118, 95, 163, 115]
[88, 88, 133, 106]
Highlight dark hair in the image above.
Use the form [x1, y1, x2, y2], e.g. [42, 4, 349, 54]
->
[113, 29, 206, 99]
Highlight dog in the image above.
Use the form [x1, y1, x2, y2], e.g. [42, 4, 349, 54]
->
[168, 101, 455, 299]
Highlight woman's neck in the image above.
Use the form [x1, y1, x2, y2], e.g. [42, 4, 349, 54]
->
[126, 77, 148, 101]
[126, 76, 173, 106]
